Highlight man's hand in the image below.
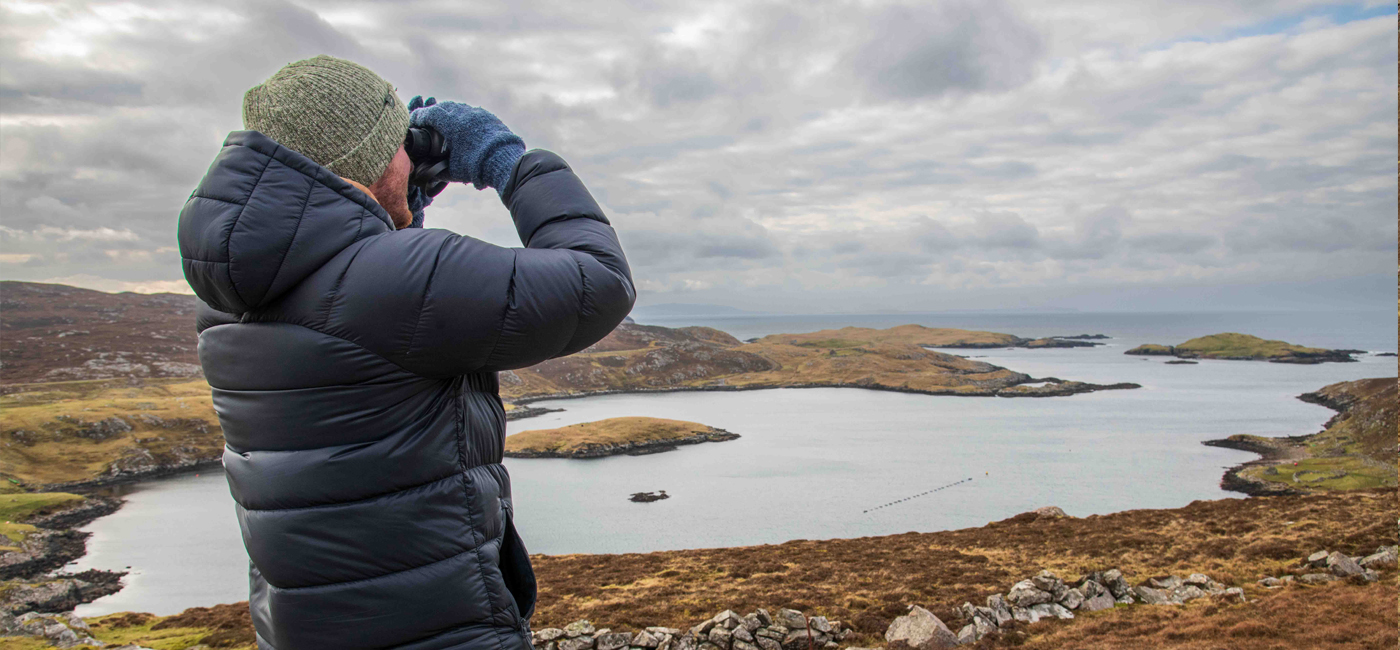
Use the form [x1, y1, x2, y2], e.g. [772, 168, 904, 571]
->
[407, 96, 525, 197]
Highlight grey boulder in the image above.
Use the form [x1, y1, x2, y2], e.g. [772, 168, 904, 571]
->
[884, 605, 960, 650]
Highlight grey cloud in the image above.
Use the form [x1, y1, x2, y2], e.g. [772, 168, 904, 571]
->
[1127, 231, 1217, 254]
[849, 0, 1044, 100]
[0, 0, 1392, 311]
[969, 212, 1040, 249]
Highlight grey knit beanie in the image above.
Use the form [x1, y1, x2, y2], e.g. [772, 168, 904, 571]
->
[242, 55, 409, 186]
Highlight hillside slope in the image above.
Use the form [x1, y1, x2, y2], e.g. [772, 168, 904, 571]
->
[0, 282, 201, 384]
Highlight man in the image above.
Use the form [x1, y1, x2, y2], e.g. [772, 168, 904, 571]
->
[178, 55, 634, 649]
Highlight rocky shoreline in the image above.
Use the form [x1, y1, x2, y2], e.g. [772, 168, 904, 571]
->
[506, 406, 565, 421]
[38, 456, 223, 493]
[0, 496, 128, 615]
[1201, 436, 1310, 496]
[510, 377, 1139, 407]
[506, 428, 740, 459]
[934, 335, 1105, 349]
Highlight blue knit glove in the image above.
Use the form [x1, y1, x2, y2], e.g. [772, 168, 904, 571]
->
[407, 96, 524, 198]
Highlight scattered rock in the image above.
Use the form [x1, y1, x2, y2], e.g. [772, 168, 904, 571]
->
[1306, 550, 1331, 568]
[598, 633, 632, 650]
[1006, 580, 1053, 607]
[1215, 587, 1247, 604]
[630, 491, 670, 503]
[1148, 576, 1182, 591]
[1298, 573, 1338, 585]
[1133, 586, 1170, 605]
[1359, 546, 1397, 570]
[1325, 551, 1364, 577]
[884, 605, 959, 650]
[774, 609, 806, 631]
[566, 620, 598, 638]
[1081, 592, 1115, 612]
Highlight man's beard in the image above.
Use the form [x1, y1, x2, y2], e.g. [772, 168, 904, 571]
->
[369, 157, 414, 229]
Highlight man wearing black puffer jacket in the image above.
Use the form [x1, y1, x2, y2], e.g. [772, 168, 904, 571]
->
[178, 55, 634, 650]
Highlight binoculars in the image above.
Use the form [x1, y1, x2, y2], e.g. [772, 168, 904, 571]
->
[404, 126, 450, 197]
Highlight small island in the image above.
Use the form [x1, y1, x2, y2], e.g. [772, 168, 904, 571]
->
[1125, 333, 1359, 364]
[504, 417, 739, 458]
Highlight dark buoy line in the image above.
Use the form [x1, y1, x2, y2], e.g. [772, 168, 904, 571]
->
[862, 477, 973, 513]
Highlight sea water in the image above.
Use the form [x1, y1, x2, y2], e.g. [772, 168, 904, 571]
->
[70, 310, 1395, 615]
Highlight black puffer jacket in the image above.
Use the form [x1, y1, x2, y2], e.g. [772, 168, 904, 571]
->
[178, 131, 633, 649]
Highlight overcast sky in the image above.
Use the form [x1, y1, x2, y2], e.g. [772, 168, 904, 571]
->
[1, 0, 1395, 313]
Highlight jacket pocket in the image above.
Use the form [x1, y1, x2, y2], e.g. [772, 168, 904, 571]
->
[500, 510, 537, 622]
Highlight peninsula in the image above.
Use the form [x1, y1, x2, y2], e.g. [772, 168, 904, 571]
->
[1124, 333, 1360, 363]
[1204, 377, 1397, 495]
[499, 323, 1137, 405]
[505, 417, 739, 458]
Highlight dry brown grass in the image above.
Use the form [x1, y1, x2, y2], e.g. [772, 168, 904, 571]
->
[991, 580, 1395, 649]
[528, 490, 1397, 647]
[74, 491, 1396, 649]
[505, 417, 717, 453]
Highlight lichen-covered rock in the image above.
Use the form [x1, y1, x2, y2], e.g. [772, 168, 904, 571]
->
[1081, 592, 1115, 612]
[1031, 570, 1063, 593]
[537, 628, 568, 643]
[1216, 587, 1247, 604]
[884, 605, 959, 650]
[1006, 580, 1053, 607]
[597, 632, 632, 650]
[565, 621, 597, 638]
[1148, 576, 1182, 590]
[1134, 585, 1170, 605]
[560, 636, 597, 650]
[1306, 550, 1330, 568]
[1360, 546, 1398, 570]
[1298, 573, 1338, 585]
[775, 609, 807, 631]
[1326, 551, 1363, 577]
[1101, 570, 1132, 599]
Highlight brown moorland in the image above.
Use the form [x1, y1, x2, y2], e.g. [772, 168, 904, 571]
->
[70, 489, 1396, 650]
[0, 281, 201, 384]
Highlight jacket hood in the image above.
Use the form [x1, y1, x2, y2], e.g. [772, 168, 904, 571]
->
[178, 130, 395, 315]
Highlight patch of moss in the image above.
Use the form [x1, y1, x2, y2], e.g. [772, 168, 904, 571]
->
[1244, 457, 1391, 491]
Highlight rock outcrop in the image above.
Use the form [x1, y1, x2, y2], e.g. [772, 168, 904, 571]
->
[935, 568, 1246, 645]
[1256, 546, 1394, 587]
[531, 608, 855, 650]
